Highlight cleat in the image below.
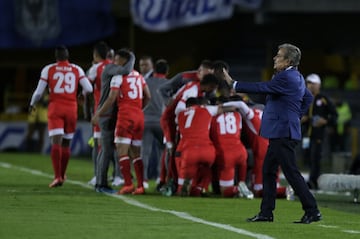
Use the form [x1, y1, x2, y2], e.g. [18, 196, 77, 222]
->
[132, 187, 145, 195]
[161, 179, 177, 197]
[143, 181, 149, 189]
[111, 176, 124, 186]
[96, 186, 117, 194]
[88, 176, 96, 186]
[117, 184, 135, 194]
[238, 182, 254, 199]
[156, 181, 165, 193]
[180, 179, 190, 196]
[49, 178, 63, 188]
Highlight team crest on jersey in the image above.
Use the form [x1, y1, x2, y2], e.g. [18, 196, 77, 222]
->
[14, 0, 61, 46]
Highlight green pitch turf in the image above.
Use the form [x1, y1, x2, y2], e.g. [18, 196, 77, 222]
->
[0, 152, 359, 239]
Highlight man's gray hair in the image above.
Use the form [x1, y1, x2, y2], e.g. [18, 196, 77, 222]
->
[278, 43, 301, 67]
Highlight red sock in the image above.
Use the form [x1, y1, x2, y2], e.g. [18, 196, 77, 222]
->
[222, 186, 238, 198]
[119, 155, 132, 186]
[61, 146, 70, 180]
[51, 144, 62, 179]
[133, 157, 144, 188]
[237, 161, 247, 182]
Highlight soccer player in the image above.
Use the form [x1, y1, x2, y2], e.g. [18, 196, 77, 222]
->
[29, 45, 93, 188]
[158, 61, 214, 194]
[92, 49, 151, 195]
[158, 60, 214, 106]
[176, 97, 236, 196]
[92, 49, 135, 193]
[211, 97, 253, 198]
[86, 41, 112, 186]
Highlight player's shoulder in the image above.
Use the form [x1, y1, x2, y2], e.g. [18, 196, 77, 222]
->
[69, 62, 85, 70]
[128, 69, 141, 77]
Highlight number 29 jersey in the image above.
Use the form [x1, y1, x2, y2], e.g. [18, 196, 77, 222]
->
[41, 60, 87, 108]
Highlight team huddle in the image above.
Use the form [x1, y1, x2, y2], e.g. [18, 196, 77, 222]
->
[29, 43, 289, 199]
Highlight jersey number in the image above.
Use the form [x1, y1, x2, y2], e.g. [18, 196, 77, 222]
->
[184, 109, 195, 128]
[216, 113, 237, 135]
[127, 77, 143, 99]
[53, 72, 76, 93]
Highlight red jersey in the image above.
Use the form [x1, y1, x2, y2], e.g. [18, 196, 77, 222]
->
[210, 112, 243, 147]
[243, 108, 269, 151]
[40, 60, 87, 108]
[110, 70, 146, 115]
[160, 81, 200, 143]
[177, 105, 218, 148]
[88, 59, 112, 109]
[174, 81, 204, 117]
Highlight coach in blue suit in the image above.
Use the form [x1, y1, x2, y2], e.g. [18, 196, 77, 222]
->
[225, 43, 322, 224]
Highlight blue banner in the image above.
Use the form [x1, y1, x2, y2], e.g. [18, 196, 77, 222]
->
[131, 0, 234, 32]
[0, 0, 115, 48]
[130, 0, 263, 32]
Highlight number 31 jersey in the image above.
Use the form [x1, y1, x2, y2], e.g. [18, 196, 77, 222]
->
[41, 60, 87, 107]
[110, 70, 146, 115]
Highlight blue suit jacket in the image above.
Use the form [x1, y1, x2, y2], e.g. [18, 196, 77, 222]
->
[234, 67, 313, 140]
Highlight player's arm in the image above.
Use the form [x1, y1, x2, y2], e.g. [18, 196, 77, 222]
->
[205, 105, 234, 116]
[223, 101, 254, 120]
[158, 72, 185, 106]
[142, 84, 151, 109]
[91, 75, 121, 125]
[29, 80, 47, 113]
[174, 85, 198, 116]
[106, 52, 135, 76]
[87, 64, 98, 82]
[91, 89, 118, 125]
[79, 67, 94, 95]
[216, 105, 237, 115]
[78, 76, 93, 109]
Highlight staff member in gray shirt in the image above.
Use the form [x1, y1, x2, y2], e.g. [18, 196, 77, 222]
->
[93, 50, 135, 193]
[141, 59, 169, 188]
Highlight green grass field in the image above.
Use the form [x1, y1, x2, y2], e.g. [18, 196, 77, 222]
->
[0, 152, 359, 239]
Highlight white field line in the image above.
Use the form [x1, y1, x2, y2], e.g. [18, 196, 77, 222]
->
[0, 161, 273, 239]
[3, 162, 360, 236]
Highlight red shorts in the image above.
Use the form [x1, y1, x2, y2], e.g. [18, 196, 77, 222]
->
[215, 144, 248, 182]
[93, 124, 101, 138]
[178, 144, 215, 179]
[114, 113, 144, 145]
[47, 102, 77, 139]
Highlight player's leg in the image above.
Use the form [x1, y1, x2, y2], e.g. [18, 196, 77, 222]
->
[49, 134, 63, 187]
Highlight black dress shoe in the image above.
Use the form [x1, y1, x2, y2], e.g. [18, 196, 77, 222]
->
[247, 214, 274, 222]
[294, 213, 322, 224]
